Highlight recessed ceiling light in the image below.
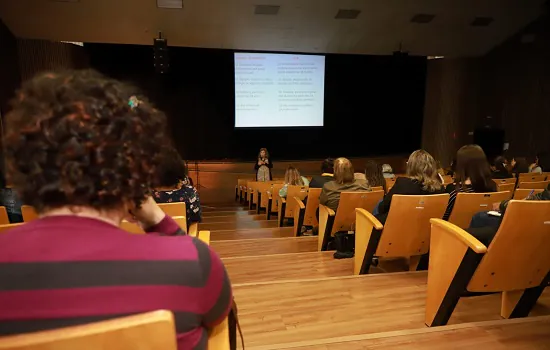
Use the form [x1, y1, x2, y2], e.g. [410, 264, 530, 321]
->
[254, 5, 280, 15]
[335, 9, 361, 20]
[157, 0, 183, 9]
[411, 14, 436, 24]
[471, 17, 494, 27]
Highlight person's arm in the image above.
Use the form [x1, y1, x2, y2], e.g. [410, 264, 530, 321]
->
[254, 159, 261, 170]
[134, 197, 185, 236]
[197, 240, 233, 328]
[266, 158, 273, 169]
[279, 184, 288, 198]
[319, 185, 329, 205]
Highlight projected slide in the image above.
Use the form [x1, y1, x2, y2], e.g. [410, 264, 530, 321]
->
[234, 53, 325, 127]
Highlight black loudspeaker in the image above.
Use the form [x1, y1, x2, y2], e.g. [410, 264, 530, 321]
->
[473, 128, 505, 160]
[153, 37, 169, 74]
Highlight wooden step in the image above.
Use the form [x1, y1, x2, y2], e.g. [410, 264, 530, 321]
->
[253, 315, 550, 350]
[211, 236, 317, 258]
[201, 214, 269, 223]
[203, 210, 256, 217]
[201, 205, 247, 212]
[199, 219, 278, 232]
[224, 251, 352, 284]
[233, 272, 550, 348]
[211, 227, 295, 241]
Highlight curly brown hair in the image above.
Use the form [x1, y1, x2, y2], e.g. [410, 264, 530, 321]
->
[4, 70, 171, 213]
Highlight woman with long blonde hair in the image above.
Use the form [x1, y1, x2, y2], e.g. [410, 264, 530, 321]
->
[279, 166, 309, 198]
[376, 150, 445, 223]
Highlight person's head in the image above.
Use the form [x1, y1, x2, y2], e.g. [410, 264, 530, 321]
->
[258, 148, 269, 159]
[321, 158, 334, 174]
[5, 70, 170, 217]
[365, 160, 384, 187]
[454, 145, 493, 191]
[492, 156, 508, 173]
[381, 164, 393, 174]
[406, 150, 442, 192]
[511, 157, 529, 174]
[156, 146, 188, 189]
[284, 166, 304, 186]
[333, 157, 355, 184]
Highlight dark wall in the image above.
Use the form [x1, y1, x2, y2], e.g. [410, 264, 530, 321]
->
[0, 19, 20, 117]
[86, 44, 427, 160]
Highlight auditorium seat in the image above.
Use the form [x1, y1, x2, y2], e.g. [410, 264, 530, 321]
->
[354, 194, 449, 275]
[426, 200, 550, 327]
[266, 183, 285, 220]
[293, 187, 322, 235]
[21, 205, 38, 222]
[0, 206, 9, 225]
[246, 181, 260, 210]
[448, 191, 510, 229]
[236, 178, 250, 202]
[0, 223, 24, 233]
[385, 178, 397, 192]
[518, 174, 546, 182]
[278, 185, 308, 227]
[255, 181, 275, 214]
[0, 310, 177, 350]
[513, 188, 544, 199]
[492, 178, 516, 186]
[517, 180, 550, 189]
[120, 216, 187, 235]
[157, 202, 198, 235]
[496, 182, 515, 197]
[318, 190, 384, 251]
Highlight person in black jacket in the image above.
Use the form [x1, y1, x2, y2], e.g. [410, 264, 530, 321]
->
[376, 149, 445, 224]
[255, 148, 273, 181]
[309, 158, 334, 188]
[491, 156, 512, 179]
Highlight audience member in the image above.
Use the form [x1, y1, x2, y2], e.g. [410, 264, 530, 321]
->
[255, 147, 273, 181]
[443, 145, 497, 220]
[0, 70, 232, 349]
[365, 160, 386, 192]
[376, 150, 445, 223]
[491, 156, 511, 179]
[528, 155, 542, 173]
[309, 158, 334, 188]
[382, 164, 395, 179]
[319, 157, 370, 213]
[279, 166, 310, 198]
[446, 158, 457, 177]
[153, 147, 202, 227]
[511, 156, 529, 177]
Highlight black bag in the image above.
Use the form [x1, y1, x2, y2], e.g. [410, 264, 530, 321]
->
[333, 231, 355, 259]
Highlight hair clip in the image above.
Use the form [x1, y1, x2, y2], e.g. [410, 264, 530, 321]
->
[128, 96, 140, 109]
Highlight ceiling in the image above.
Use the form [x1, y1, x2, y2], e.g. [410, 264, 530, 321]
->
[0, 0, 545, 56]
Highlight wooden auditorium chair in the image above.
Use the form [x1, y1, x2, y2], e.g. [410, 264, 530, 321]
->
[21, 205, 38, 222]
[425, 200, 550, 327]
[318, 190, 384, 251]
[517, 180, 550, 189]
[236, 179, 249, 203]
[513, 188, 544, 199]
[0, 223, 24, 233]
[0, 206, 10, 225]
[0, 310, 178, 350]
[120, 216, 187, 235]
[518, 174, 546, 182]
[292, 187, 322, 236]
[371, 186, 383, 192]
[354, 194, 449, 275]
[157, 202, 198, 236]
[278, 185, 308, 227]
[493, 178, 516, 186]
[255, 181, 278, 214]
[496, 183, 515, 198]
[448, 191, 511, 229]
[247, 181, 260, 210]
[385, 178, 397, 192]
[265, 183, 284, 220]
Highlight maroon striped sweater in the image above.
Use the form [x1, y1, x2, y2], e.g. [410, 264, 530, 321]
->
[0, 215, 232, 350]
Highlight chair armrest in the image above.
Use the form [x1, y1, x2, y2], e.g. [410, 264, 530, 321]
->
[267, 191, 272, 200]
[354, 208, 383, 275]
[208, 317, 230, 349]
[188, 222, 199, 237]
[280, 197, 287, 204]
[198, 230, 210, 245]
[429, 219, 487, 254]
[293, 196, 306, 237]
[278, 197, 287, 227]
[355, 208, 383, 230]
[318, 204, 336, 251]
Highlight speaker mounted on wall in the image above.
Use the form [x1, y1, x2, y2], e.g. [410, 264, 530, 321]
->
[153, 32, 169, 74]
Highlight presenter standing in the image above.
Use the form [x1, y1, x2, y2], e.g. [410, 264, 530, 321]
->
[255, 148, 273, 181]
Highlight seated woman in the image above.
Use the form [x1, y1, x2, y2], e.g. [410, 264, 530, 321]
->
[365, 160, 386, 192]
[279, 166, 310, 198]
[382, 164, 395, 179]
[443, 145, 497, 221]
[0, 70, 232, 348]
[491, 155, 511, 179]
[376, 149, 445, 224]
[511, 156, 529, 177]
[153, 147, 202, 227]
[320, 157, 370, 213]
[528, 155, 542, 174]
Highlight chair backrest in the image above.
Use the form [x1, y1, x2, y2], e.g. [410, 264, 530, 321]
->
[497, 183, 515, 196]
[158, 202, 186, 218]
[467, 201, 550, 292]
[282, 186, 308, 218]
[21, 205, 38, 222]
[385, 178, 396, 192]
[197, 230, 211, 245]
[0, 310, 177, 350]
[441, 175, 453, 185]
[448, 191, 511, 229]
[518, 174, 546, 182]
[120, 216, 187, 234]
[330, 191, 384, 235]
[371, 186, 383, 192]
[0, 206, 9, 225]
[492, 178, 516, 185]
[303, 187, 322, 226]
[376, 194, 449, 257]
[0, 223, 24, 233]
[517, 180, 550, 189]
[247, 181, 260, 204]
[269, 184, 285, 212]
[255, 182, 274, 209]
[513, 188, 545, 199]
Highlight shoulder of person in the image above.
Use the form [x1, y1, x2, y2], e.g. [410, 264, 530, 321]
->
[445, 183, 457, 193]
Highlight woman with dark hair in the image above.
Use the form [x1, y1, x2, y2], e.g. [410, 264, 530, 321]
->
[511, 156, 529, 176]
[491, 156, 511, 179]
[0, 70, 232, 349]
[443, 145, 497, 220]
[153, 147, 202, 226]
[255, 147, 273, 181]
[364, 160, 386, 192]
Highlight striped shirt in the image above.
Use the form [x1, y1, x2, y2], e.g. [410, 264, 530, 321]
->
[0, 215, 232, 350]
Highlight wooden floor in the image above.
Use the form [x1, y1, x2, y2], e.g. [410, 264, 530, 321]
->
[211, 227, 295, 241]
[212, 236, 317, 258]
[256, 316, 550, 350]
[202, 214, 268, 223]
[233, 272, 550, 348]
[199, 219, 278, 231]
